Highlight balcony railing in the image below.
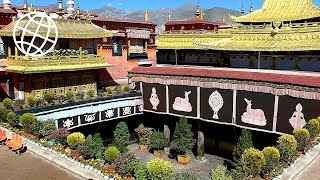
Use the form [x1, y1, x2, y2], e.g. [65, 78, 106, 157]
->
[5, 54, 111, 73]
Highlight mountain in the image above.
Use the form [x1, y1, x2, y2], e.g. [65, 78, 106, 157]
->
[93, 3, 241, 30]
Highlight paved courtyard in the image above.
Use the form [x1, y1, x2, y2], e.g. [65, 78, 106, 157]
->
[0, 146, 80, 180]
[129, 144, 227, 180]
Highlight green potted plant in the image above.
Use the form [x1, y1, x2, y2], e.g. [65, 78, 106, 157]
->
[241, 148, 265, 178]
[2, 98, 13, 110]
[293, 128, 310, 152]
[19, 113, 37, 133]
[261, 147, 280, 179]
[232, 129, 254, 167]
[66, 132, 85, 157]
[171, 117, 196, 165]
[105, 146, 120, 174]
[276, 134, 297, 163]
[146, 158, 174, 179]
[306, 119, 320, 140]
[150, 131, 166, 157]
[114, 151, 138, 179]
[211, 165, 232, 180]
[134, 123, 153, 150]
[113, 122, 130, 152]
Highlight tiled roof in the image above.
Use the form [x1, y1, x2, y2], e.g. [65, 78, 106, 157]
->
[232, 0, 320, 23]
[0, 8, 17, 14]
[129, 66, 320, 88]
[92, 17, 157, 26]
[165, 18, 225, 26]
[0, 18, 114, 39]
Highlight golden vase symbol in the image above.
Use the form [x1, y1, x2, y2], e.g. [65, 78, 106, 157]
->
[149, 87, 160, 110]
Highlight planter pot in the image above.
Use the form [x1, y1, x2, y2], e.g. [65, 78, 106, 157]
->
[47, 140, 56, 146]
[139, 145, 149, 151]
[177, 154, 191, 165]
[262, 174, 270, 180]
[154, 150, 165, 158]
[107, 165, 117, 174]
[71, 150, 80, 158]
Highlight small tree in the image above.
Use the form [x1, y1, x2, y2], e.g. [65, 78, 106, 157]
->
[146, 158, 174, 180]
[43, 92, 54, 104]
[211, 165, 232, 180]
[113, 122, 130, 152]
[241, 148, 265, 178]
[261, 147, 280, 175]
[232, 129, 254, 166]
[66, 132, 85, 149]
[14, 99, 25, 110]
[293, 128, 310, 151]
[2, 98, 13, 110]
[115, 151, 138, 177]
[134, 123, 153, 146]
[306, 119, 320, 139]
[7, 112, 18, 126]
[66, 91, 74, 102]
[19, 113, 37, 131]
[171, 117, 196, 155]
[150, 131, 166, 151]
[276, 134, 297, 163]
[28, 96, 36, 107]
[105, 146, 120, 165]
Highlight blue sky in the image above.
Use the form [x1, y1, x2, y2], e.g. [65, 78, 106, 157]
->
[11, 0, 320, 11]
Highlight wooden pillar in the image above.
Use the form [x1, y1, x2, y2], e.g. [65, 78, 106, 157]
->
[145, 40, 148, 54]
[14, 47, 18, 58]
[127, 39, 130, 56]
[7, 39, 11, 59]
[79, 47, 82, 58]
[99, 45, 103, 56]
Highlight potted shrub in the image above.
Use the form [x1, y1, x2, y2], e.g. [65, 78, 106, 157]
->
[150, 131, 166, 157]
[306, 119, 320, 140]
[232, 129, 254, 167]
[211, 165, 232, 180]
[170, 117, 196, 165]
[276, 134, 297, 163]
[134, 163, 147, 180]
[49, 128, 70, 148]
[2, 98, 13, 110]
[146, 158, 174, 179]
[293, 128, 310, 152]
[113, 122, 130, 152]
[261, 147, 280, 179]
[114, 151, 138, 179]
[43, 92, 54, 105]
[14, 99, 25, 110]
[38, 119, 56, 144]
[0, 108, 8, 121]
[7, 112, 18, 127]
[27, 96, 36, 108]
[134, 123, 153, 150]
[66, 132, 85, 157]
[105, 146, 120, 174]
[19, 113, 37, 133]
[241, 148, 265, 178]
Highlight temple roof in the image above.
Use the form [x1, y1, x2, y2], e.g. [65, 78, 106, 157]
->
[233, 0, 320, 23]
[165, 18, 225, 26]
[0, 18, 114, 39]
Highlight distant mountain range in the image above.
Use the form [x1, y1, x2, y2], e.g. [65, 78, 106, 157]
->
[93, 3, 241, 30]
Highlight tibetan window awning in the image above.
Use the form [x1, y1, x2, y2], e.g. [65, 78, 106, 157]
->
[126, 29, 150, 39]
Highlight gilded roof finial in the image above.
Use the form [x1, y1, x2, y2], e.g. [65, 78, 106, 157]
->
[57, 0, 65, 18]
[195, 3, 201, 18]
[249, 2, 253, 13]
[168, 13, 171, 21]
[222, 15, 226, 24]
[144, 9, 149, 21]
[200, 11, 204, 19]
[22, 0, 28, 14]
[241, 4, 245, 16]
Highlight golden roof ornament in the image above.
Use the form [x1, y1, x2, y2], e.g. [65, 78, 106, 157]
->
[200, 11, 204, 19]
[241, 4, 245, 16]
[57, 0, 65, 18]
[195, 3, 201, 18]
[249, 3, 253, 13]
[22, 0, 28, 14]
[145, 9, 149, 21]
[222, 15, 226, 24]
[168, 13, 171, 21]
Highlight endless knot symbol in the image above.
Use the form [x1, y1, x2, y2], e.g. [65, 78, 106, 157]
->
[13, 12, 58, 56]
[63, 119, 74, 128]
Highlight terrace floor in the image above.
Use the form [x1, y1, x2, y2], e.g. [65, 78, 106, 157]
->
[0, 147, 80, 180]
[129, 144, 227, 180]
